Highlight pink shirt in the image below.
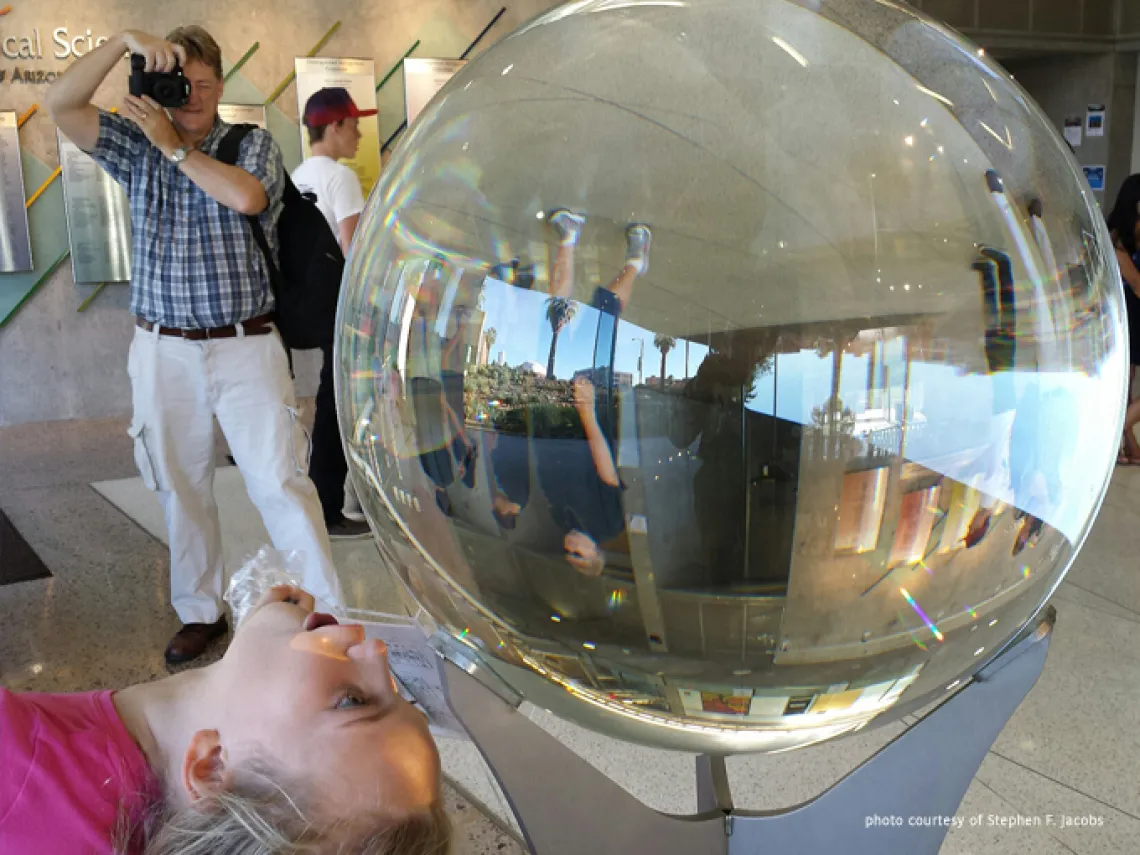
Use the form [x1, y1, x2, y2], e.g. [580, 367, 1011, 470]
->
[0, 687, 155, 854]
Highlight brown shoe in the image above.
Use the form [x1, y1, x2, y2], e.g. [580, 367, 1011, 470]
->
[165, 616, 229, 665]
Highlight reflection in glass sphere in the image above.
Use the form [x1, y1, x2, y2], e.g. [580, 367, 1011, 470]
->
[338, 0, 1124, 752]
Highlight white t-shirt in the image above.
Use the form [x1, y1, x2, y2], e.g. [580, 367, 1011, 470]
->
[291, 155, 365, 235]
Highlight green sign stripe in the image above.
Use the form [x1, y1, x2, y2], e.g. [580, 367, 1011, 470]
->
[377, 41, 420, 92]
[381, 7, 507, 153]
[223, 42, 261, 83]
[76, 281, 108, 313]
[25, 166, 61, 208]
[0, 250, 69, 329]
[265, 20, 343, 105]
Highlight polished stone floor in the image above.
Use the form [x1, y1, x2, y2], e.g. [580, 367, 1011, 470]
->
[2, 413, 1140, 853]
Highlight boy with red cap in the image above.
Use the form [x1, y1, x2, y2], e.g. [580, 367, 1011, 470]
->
[293, 87, 378, 538]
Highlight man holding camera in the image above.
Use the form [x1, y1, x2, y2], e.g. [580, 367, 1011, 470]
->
[47, 26, 343, 664]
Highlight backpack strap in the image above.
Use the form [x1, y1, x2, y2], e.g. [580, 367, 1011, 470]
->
[216, 123, 253, 167]
[217, 123, 293, 374]
[216, 124, 278, 284]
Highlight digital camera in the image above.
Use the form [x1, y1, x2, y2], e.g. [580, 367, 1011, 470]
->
[129, 54, 191, 109]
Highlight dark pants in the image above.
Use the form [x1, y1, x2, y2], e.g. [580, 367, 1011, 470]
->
[310, 343, 347, 525]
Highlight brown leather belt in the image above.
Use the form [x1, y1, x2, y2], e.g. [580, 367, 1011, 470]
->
[136, 313, 274, 340]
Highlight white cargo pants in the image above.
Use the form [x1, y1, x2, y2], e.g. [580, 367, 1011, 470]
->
[128, 323, 344, 624]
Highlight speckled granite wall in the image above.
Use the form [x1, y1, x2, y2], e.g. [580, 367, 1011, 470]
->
[915, 0, 1118, 38]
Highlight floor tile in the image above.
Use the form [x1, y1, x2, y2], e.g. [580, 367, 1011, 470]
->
[523, 703, 699, 815]
[942, 752, 1140, 854]
[1064, 487, 1140, 614]
[989, 597, 1140, 818]
[725, 722, 906, 811]
[0, 483, 177, 690]
[444, 782, 525, 855]
[1050, 580, 1140, 627]
[437, 736, 523, 836]
[91, 468, 405, 615]
[0, 415, 137, 490]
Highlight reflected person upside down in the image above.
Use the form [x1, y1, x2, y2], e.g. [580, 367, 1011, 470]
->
[490, 210, 652, 575]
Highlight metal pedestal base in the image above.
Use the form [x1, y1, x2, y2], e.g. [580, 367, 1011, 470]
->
[441, 607, 1054, 854]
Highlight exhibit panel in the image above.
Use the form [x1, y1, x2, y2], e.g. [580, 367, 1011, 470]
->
[0, 112, 34, 274]
[217, 103, 269, 128]
[57, 130, 131, 285]
[404, 57, 466, 125]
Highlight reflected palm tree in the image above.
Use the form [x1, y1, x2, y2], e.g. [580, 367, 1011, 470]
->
[482, 327, 497, 366]
[812, 393, 857, 459]
[653, 333, 676, 389]
[811, 394, 856, 433]
[545, 297, 578, 379]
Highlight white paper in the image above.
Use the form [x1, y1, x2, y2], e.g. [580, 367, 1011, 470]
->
[403, 58, 466, 126]
[1063, 120, 1082, 147]
[1086, 105, 1105, 137]
[359, 615, 467, 738]
[218, 104, 268, 128]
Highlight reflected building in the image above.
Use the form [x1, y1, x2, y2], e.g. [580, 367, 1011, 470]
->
[340, 235, 1117, 749]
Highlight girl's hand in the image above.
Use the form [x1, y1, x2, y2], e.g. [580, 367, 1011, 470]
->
[256, 584, 315, 614]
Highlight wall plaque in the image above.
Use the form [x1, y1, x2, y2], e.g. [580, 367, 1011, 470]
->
[0, 112, 34, 273]
[403, 58, 466, 127]
[218, 103, 268, 128]
[57, 129, 130, 283]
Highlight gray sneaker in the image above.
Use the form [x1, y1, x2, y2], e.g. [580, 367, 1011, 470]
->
[327, 516, 372, 540]
[626, 224, 652, 274]
[343, 481, 365, 522]
[549, 209, 586, 245]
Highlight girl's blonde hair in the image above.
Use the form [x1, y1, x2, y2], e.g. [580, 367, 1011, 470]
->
[119, 761, 451, 855]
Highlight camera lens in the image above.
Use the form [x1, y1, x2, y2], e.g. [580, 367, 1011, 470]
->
[154, 77, 190, 109]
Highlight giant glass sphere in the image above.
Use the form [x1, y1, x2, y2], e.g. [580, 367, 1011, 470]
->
[338, 0, 1125, 753]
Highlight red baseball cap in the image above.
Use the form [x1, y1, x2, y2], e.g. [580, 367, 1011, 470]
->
[303, 87, 378, 128]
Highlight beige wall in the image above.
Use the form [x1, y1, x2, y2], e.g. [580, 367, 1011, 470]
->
[1, 0, 562, 425]
[1133, 59, 1140, 174]
[14, 0, 558, 170]
[1003, 52, 1138, 207]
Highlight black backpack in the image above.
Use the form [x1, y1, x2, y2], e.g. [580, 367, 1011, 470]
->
[217, 124, 343, 351]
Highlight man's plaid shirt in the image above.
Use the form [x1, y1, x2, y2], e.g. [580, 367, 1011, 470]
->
[89, 111, 285, 329]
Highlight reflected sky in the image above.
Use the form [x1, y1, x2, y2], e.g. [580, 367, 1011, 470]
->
[474, 266, 1115, 542]
[479, 275, 711, 383]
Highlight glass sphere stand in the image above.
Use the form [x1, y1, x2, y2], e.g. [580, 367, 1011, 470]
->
[439, 606, 1055, 854]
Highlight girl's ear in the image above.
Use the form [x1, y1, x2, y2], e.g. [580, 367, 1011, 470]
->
[182, 729, 230, 802]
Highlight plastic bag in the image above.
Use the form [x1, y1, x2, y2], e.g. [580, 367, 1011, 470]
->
[224, 546, 308, 628]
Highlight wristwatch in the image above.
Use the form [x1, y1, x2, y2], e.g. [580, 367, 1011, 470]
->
[168, 146, 190, 165]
